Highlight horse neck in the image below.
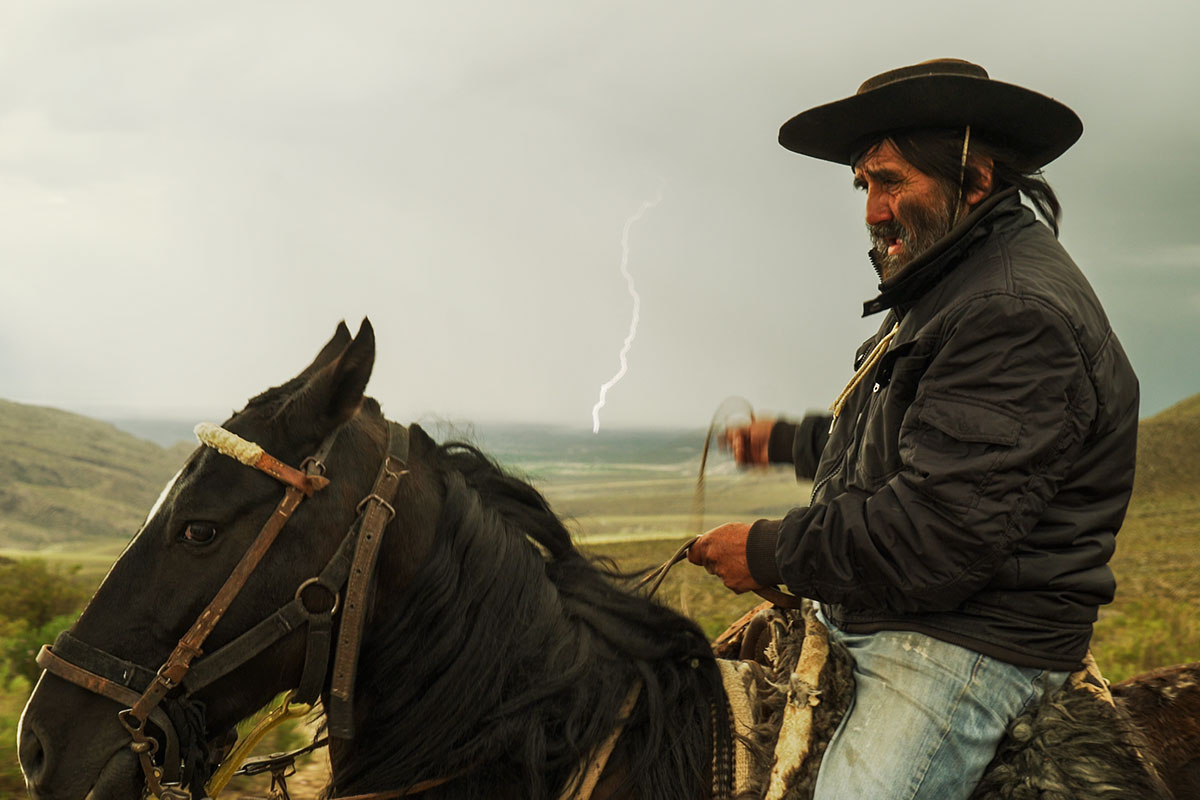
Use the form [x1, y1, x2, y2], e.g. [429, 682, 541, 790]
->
[326, 468, 718, 800]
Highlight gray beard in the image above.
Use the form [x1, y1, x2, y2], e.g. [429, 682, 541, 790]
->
[869, 194, 957, 281]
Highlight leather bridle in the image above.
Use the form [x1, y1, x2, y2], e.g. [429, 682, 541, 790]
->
[36, 415, 410, 799]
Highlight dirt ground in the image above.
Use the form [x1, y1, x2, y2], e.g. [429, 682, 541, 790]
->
[228, 752, 331, 800]
[227, 751, 331, 799]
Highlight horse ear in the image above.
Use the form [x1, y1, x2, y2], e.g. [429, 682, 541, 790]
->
[297, 321, 354, 380]
[408, 423, 436, 453]
[284, 319, 376, 431]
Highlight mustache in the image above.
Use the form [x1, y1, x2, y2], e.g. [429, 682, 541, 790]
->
[869, 221, 907, 249]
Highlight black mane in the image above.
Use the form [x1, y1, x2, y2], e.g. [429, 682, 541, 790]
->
[328, 440, 731, 799]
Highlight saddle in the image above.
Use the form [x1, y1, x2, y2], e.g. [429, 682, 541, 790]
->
[711, 600, 1172, 800]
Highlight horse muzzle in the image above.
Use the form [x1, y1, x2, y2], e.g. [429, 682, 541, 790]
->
[19, 679, 145, 800]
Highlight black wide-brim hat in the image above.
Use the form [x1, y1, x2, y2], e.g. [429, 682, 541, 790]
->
[779, 59, 1082, 169]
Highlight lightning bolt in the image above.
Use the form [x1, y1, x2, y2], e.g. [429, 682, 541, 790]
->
[592, 186, 663, 434]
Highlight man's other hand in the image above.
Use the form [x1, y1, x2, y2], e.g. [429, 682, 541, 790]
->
[687, 522, 762, 593]
[721, 419, 776, 467]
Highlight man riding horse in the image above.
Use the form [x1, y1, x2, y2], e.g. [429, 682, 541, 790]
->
[689, 58, 1140, 799]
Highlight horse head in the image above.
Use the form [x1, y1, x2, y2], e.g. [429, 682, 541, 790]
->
[18, 319, 446, 799]
[21, 319, 730, 800]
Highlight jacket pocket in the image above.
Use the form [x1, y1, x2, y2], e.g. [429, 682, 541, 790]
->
[851, 352, 930, 487]
[906, 394, 1023, 519]
[918, 395, 1021, 446]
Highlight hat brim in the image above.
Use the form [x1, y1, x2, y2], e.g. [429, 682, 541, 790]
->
[779, 75, 1082, 169]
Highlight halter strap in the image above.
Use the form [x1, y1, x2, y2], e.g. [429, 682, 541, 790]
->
[124, 423, 344, 729]
[35, 642, 183, 784]
[116, 466, 325, 796]
[122, 483, 310, 726]
[328, 421, 410, 738]
[40, 421, 347, 799]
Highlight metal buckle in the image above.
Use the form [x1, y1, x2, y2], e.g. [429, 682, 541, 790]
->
[355, 493, 396, 522]
[153, 664, 180, 691]
[118, 708, 150, 737]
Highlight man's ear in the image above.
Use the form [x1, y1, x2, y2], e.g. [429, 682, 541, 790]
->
[965, 156, 995, 206]
[282, 318, 376, 433]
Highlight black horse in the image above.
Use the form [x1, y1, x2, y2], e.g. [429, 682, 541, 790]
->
[19, 320, 735, 800]
[17, 320, 1200, 800]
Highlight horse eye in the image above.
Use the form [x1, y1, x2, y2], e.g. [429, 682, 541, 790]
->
[182, 522, 218, 545]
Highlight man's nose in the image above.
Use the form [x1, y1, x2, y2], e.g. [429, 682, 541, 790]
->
[865, 190, 892, 226]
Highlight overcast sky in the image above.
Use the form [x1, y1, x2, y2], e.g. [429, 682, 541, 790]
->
[2, 1, 1197, 433]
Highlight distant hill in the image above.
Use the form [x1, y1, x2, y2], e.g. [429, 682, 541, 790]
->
[1, 392, 1196, 550]
[101, 417, 710, 479]
[101, 417, 203, 448]
[0, 399, 193, 549]
[1133, 393, 1200, 501]
[0, 401, 707, 550]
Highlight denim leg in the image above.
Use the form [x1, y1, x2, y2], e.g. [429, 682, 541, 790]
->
[811, 623, 1069, 800]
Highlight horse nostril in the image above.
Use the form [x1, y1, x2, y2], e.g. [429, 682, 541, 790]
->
[18, 720, 46, 781]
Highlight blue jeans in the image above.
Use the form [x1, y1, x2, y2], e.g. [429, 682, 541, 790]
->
[812, 614, 1069, 800]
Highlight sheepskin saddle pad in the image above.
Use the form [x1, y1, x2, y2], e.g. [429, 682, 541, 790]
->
[714, 600, 1170, 800]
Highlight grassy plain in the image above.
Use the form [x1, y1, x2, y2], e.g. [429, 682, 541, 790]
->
[553, 465, 1200, 684]
[548, 464, 808, 638]
[583, 497, 1200, 684]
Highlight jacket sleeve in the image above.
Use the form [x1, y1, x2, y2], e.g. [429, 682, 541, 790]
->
[792, 414, 832, 478]
[767, 414, 832, 479]
[764, 295, 1097, 613]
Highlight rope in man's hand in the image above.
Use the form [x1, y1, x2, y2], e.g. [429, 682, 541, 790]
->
[639, 398, 802, 609]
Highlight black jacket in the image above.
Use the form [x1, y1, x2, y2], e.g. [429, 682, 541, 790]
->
[746, 188, 1139, 671]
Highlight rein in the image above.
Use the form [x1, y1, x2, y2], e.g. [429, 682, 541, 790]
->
[36, 417, 411, 799]
[638, 409, 804, 609]
[638, 537, 803, 609]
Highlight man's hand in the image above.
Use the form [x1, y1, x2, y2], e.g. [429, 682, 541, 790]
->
[721, 419, 776, 467]
[687, 522, 762, 593]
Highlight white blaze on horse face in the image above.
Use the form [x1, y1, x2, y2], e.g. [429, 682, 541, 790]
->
[145, 467, 184, 530]
[591, 185, 664, 434]
[125, 466, 185, 552]
[92, 465, 186, 588]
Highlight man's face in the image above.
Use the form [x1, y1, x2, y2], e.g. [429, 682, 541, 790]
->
[853, 140, 958, 281]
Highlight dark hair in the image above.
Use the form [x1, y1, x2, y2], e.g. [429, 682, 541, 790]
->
[883, 128, 1063, 236]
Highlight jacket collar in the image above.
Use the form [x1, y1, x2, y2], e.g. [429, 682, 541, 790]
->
[862, 186, 1024, 317]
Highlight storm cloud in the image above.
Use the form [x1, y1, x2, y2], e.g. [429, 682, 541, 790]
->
[2, 1, 1196, 429]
